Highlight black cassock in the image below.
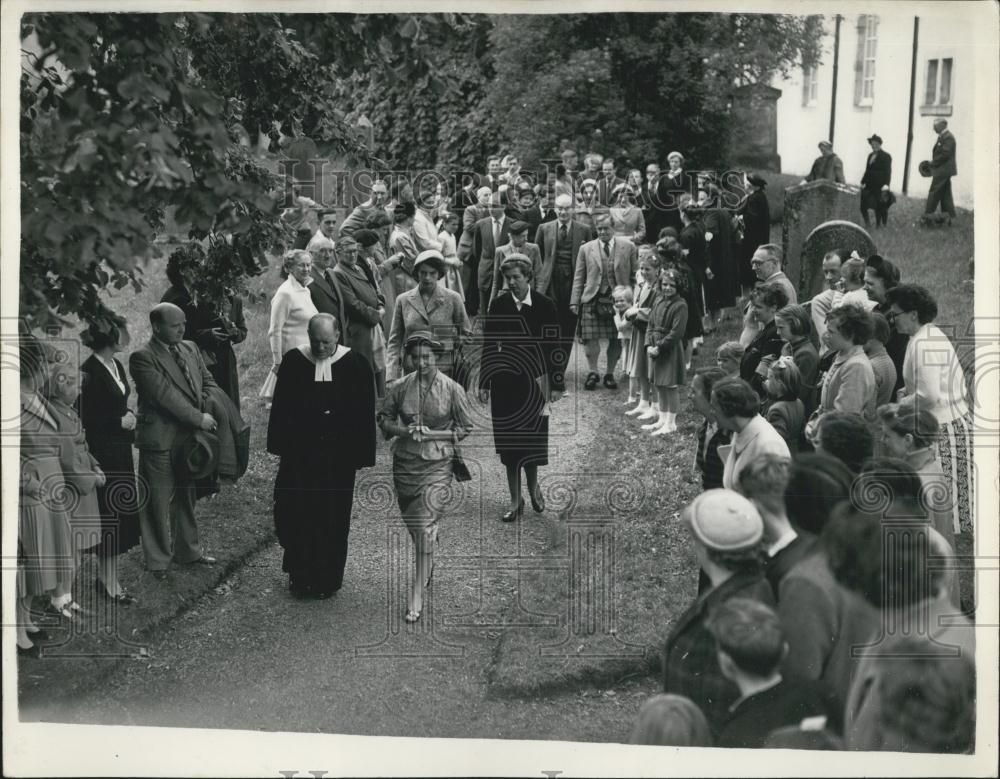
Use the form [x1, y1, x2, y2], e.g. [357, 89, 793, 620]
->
[479, 291, 563, 468]
[266, 347, 376, 594]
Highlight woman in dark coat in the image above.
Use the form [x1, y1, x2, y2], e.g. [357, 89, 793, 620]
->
[737, 174, 771, 295]
[79, 322, 141, 604]
[479, 254, 564, 522]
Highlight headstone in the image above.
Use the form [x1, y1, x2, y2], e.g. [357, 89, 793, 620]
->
[730, 84, 783, 172]
[798, 220, 877, 300]
[782, 180, 869, 299]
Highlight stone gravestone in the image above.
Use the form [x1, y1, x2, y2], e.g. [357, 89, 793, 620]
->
[730, 84, 783, 172]
[799, 220, 877, 301]
[782, 180, 867, 300]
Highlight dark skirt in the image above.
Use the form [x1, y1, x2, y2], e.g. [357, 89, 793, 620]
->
[88, 443, 141, 558]
[495, 414, 549, 467]
[490, 368, 550, 467]
[274, 454, 357, 594]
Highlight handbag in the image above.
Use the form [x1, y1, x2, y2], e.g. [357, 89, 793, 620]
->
[451, 445, 472, 482]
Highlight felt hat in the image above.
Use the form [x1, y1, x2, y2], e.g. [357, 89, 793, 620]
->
[509, 220, 530, 235]
[171, 430, 220, 481]
[918, 160, 933, 178]
[354, 229, 380, 248]
[682, 489, 764, 552]
[746, 173, 768, 188]
[413, 249, 446, 277]
[818, 140, 833, 150]
[867, 134, 883, 145]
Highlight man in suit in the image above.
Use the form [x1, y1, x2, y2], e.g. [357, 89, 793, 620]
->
[471, 193, 511, 317]
[922, 118, 957, 225]
[490, 220, 542, 304]
[597, 157, 625, 207]
[305, 236, 348, 340]
[570, 214, 638, 390]
[130, 302, 221, 577]
[311, 209, 339, 246]
[515, 183, 555, 243]
[339, 179, 389, 238]
[802, 141, 845, 185]
[860, 134, 892, 229]
[535, 193, 595, 382]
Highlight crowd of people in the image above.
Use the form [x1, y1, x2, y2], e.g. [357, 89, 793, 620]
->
[16, 141, 977, 754]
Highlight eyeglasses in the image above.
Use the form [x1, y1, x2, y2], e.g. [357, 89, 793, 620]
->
[885, 309, 904, 323]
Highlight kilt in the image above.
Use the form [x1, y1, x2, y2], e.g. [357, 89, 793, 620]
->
[577, 300, 617, 342]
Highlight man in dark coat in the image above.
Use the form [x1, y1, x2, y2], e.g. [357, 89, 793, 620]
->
[922, 118, 958, 224]
[161, 257, 247, 411]
[699, 186, 738, 323]
[266, 314, 376, 598]
[860, 134, 892, 229]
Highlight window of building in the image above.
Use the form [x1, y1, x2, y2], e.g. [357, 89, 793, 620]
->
[854, 15, 878, 107]
[802, 66, 819, 107]
[922, 57, 954, 115]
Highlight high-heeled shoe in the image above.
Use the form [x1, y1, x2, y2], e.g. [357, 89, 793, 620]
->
[529, 486, 545, 513]
[501, 497, 525, 523]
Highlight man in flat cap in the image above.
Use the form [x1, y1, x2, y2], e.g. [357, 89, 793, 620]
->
[802, 141, 845, 185]
[860, 134, 892, 229]
[490, 220, 542, 305]
[921, 118, 957, 226]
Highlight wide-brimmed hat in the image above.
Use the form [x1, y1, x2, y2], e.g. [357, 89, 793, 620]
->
[171, 430, 220, 481]
[682, 489, 764, 552]
[918, 160, 933, 178]
[404, 330, 443, 351]
[867, 134, 883, 145]
[746, 173, 768, 188]
[413, 249, 446, 278]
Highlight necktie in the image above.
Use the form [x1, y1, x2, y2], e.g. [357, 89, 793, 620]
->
[603, 241, 611, 258]
[168, 344, 198, 397]
[493, 220, 501, 246]
[560, 224, 568, 242]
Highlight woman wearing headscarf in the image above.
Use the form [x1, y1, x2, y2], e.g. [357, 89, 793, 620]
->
[479, 254, 563, 522]
[379, 331, 473, 623]
[79, 321, 141, 605]
[386, 250, 471, 381]
[267, 314, 376, 599]
[260, 249, 318, 403]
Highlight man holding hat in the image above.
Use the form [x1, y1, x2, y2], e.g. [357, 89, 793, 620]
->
[490, 220, 542, 305]
[802, 141, 845, 185]
[129, 302, 222, 578]
[921, 118, 957, 225]
[339, 179, 390, 238]
[860, 134, 892, 229]
[662, 488, 775, 734]
[470, 192, 511, 317]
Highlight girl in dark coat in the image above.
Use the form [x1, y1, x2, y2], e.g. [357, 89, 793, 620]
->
[479, 254, 563, 522]
[79, 322, 141, 604]
[643, 267, 689, 437]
